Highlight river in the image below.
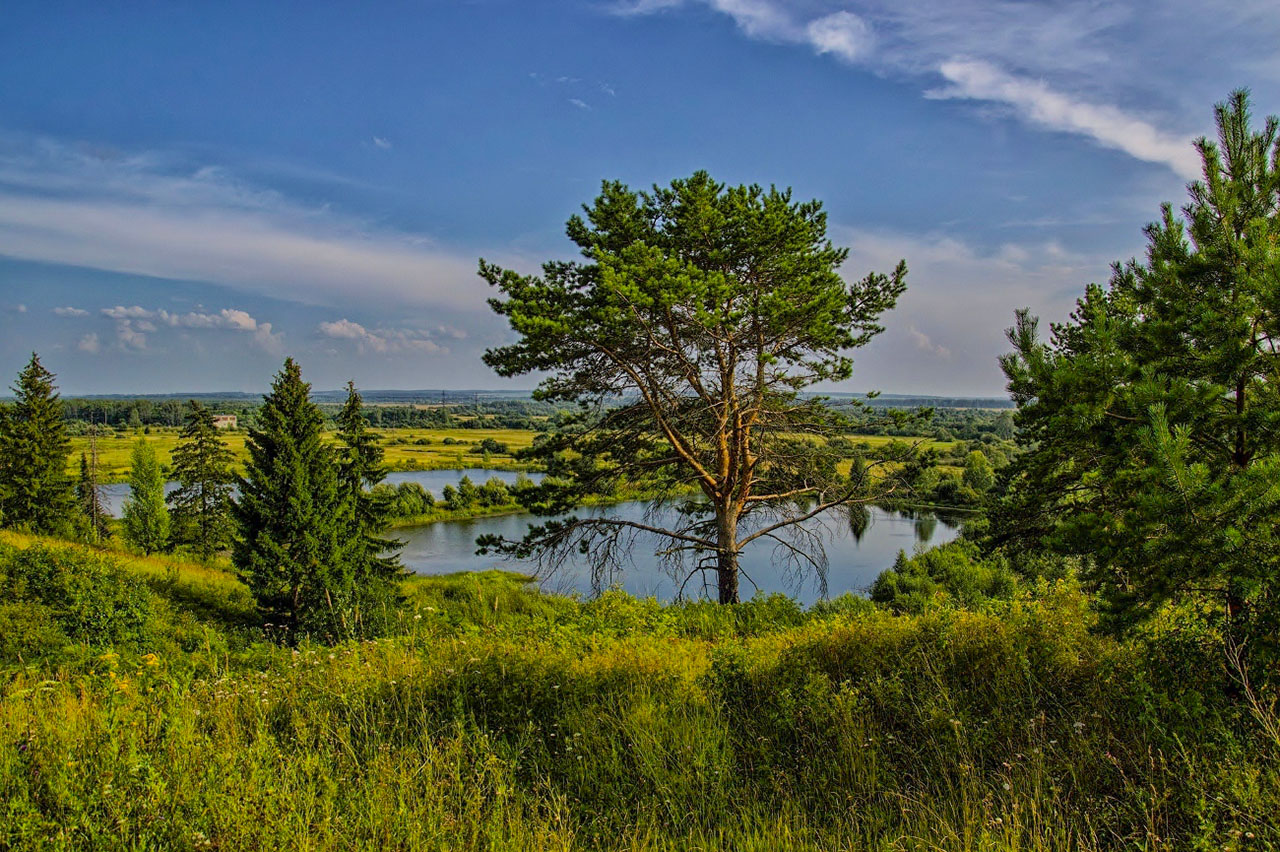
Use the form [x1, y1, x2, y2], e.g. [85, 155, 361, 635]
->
[100, 468, 960, 604]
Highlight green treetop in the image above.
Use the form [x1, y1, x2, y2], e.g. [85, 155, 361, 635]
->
[233, 358, 356, 638]
[336, 381, 403, 615]
[993, 91, 1280, 652]
[122, 439, 170, 555]
[168, 400, 236, 560]
[0, 353, 76, 535]
[77, 451, 111, 543]
[478, 171, 907, 603]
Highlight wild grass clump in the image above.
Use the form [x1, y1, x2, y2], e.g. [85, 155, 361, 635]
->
[1, 534, 1277, 850]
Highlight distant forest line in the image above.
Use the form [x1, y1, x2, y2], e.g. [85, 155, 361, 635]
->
[46, 393, 1015, 443]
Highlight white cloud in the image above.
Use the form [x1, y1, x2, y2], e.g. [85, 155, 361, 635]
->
[927, 60, 1202, 179]
[569, 98, 590, 110]
[829, 225, 1113, 395]
[0, 139, 490, 312]
[908, 326, 951, 359]
[372, 136, 392, 150]
[77, 332, 100, 353]
[317, 318, 444, 354]
[611, 0, 1277, 178]
[317, 318, 367, 340]
[611, 0, 874, 65]
[116, 321, 147, 350]
[14, 303, 26, 313]
[806, 11, 873, 64]
[53, 306, 89, 317]
[97, 304, 282, 352]
[101, 305, 155, 320]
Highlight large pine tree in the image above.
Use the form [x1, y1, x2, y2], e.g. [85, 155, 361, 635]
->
[233, 358, 355, 636]
[168, 400, 235, 560]
[336, 382, 403, 613]
[0, 353, 76, 534]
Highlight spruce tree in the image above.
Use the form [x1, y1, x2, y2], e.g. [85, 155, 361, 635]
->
[168, 400, 235, 560]
[77, 452, 111, 542]
[233, 358, 355, 637]
[121, 440, 170, 554]
[0, 353, 76, 534]
[336, 382, 403, 614]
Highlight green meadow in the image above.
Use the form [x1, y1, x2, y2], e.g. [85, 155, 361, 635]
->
[2, 531, 1275, 851]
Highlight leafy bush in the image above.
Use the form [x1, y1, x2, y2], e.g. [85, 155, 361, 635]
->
[870, 539, 1018, 613]
[0, 542, 157, 652]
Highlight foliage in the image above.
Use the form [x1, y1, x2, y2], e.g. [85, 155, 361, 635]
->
[480, 171, 907, 602]
[0, 353, 76, 534]
[75, 452, 111, 543]
[991, 92, 1280, 668]
[336, 381, 404, 630]
[121, 440, 170, 555]
[1, 552, 1277, 849]
[870, 539, 1019, 614]
[168, 400, 236, 559]
[233, 358, 357, 639]
[0, 542, 156, 651]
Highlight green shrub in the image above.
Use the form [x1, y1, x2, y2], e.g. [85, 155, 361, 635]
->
[0, 601, 69, 661]
[870, 539, 1018, 613]
[0, 543, 157, 650]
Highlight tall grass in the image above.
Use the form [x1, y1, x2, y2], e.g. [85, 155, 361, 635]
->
[1, 535, 1276, 850]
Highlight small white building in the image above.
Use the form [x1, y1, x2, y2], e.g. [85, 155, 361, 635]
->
[212, 415, 237, 429]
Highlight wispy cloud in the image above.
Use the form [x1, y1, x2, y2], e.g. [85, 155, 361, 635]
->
[831, 225, 1110, 394]
[926, 60, 1201, 178]
[569, 98, 591, 110]
[610, 0, 1280, 178]
[0, 137, 488, 312]
[77, 332, 100, 353]
[372, 136, 392, 150]
[613, 0, 873, 63]
[908, 326, 951, 360]
[53, 306, 89, 317]
[317, 318, 444, 354]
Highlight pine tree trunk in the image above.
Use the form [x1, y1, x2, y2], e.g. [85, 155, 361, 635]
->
[715, 504, 740, 604]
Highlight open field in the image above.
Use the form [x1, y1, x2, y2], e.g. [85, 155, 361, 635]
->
[69, 427, 950, 483]
[68, 427, 541, 482]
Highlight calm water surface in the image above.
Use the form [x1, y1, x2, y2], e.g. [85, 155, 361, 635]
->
[395, 499, 959, 605]
[98, 468, 537, 518]
[101, 468, 958, 604]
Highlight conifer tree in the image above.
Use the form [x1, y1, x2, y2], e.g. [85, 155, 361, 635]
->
[993, 91, 1280, 654]
[336, 382, 403, 609]
[0, 353, 76, 534]
[233, 358, 355, 636]
[168, 400, 235, 560]
[122, 440, 170, 554]
[478, 172, 906, 602]
[77, 452, 111, 542]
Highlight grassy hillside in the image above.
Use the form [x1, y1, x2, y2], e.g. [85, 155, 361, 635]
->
[1, 532, 1275, 850]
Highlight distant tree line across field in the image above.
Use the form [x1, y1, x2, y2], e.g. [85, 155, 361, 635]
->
[45, 393, 1016, 442]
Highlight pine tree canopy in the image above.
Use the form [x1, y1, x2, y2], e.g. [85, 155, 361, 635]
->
[337, 381, 403, 590]
[992, 91, 1280, 648]
[233, 358, 357, 637]
[122, 439, 170, 555]
[478, 171, 907, 603]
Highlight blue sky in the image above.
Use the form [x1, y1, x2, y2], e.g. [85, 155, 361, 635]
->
[1, 0, 1276, 396]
